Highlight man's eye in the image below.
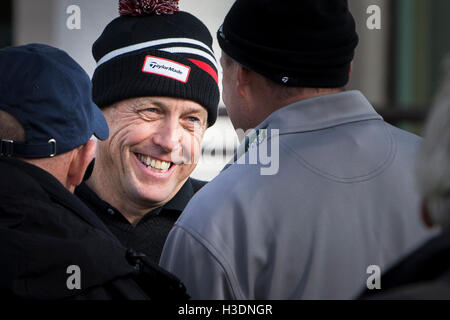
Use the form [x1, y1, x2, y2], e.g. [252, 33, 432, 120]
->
[187, 116, 201, 123]
[145, 108, 158, 113]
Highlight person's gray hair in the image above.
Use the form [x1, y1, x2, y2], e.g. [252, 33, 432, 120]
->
[417, 57, 450, 229]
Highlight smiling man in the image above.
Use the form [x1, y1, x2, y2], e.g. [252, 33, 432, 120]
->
[75, 0, 219, 264]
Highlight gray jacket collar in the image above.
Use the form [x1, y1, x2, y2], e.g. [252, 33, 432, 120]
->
[224, 91, 382, 171]
[258, 90, 383, 135]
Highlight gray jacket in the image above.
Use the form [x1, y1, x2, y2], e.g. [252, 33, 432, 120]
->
[160, 91, 434, 299]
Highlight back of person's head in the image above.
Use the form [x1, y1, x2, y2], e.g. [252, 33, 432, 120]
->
[0, 44, 109, 192]
[0, 110, 26, 142]
[217, 0, 359, 130]
[218, 0, 358, 90]
[417, 59, 450, 230]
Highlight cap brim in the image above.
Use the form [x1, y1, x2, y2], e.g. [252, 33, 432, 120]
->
[91, 103, 109, 141]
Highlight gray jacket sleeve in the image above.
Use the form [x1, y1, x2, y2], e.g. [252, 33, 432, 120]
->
[160, 225, 240, 300]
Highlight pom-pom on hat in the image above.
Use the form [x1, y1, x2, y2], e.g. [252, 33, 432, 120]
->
[92, 0, 220, 126]
[217, 0, 359, 88]
[119, 0, 179, 16]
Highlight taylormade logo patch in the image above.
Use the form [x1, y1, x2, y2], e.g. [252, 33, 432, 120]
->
[142, 56, 191, 83]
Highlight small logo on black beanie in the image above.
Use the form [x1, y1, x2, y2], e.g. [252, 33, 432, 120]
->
[142, 55, 191, 83]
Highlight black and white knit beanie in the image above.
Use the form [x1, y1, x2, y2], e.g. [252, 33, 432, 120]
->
[92, 0, 220, 126]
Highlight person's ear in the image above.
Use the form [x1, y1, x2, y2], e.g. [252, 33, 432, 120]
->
[349, 61, 354, 79]
[67, 140, 96, 191]
[421, 200, 435, 228]
[236, 64, 252, 98]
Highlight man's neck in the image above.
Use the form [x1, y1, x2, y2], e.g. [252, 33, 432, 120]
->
[25, 157, 73, 192]
[249, 87, 344, 130]
[241, 88, 343, 131]
[274, 88, 344, 110]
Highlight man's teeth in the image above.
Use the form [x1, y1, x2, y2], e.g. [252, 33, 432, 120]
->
[136, 154, 171, 171]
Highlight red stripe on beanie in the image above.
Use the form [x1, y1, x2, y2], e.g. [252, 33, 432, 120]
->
[189, 59, 218, 84]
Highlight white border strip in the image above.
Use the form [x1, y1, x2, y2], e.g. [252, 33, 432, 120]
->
[97, 37, 216, 67]
[160, 47, 218, 70]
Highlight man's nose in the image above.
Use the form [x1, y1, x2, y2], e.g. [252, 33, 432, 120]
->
[152, 119, 182, 153]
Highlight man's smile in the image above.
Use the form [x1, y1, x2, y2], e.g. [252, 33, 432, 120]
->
[135, 153, 174, 173]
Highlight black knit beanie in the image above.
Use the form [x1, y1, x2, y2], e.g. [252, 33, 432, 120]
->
[218, 0, 359, 88]
[92, 0, 220, 126]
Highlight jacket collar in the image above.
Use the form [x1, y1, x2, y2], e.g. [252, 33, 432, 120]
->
[76, 177, 196, 224]
[0, 157, 117, 241]
[258, 90, 383, 135]
[225, 91, 382, 170]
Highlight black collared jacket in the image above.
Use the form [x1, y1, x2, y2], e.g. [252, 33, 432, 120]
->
[0, 157, 188, 300]
[75, 161, 206, 264]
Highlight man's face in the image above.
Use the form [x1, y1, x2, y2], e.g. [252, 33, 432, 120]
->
[99, 96, 207, 207]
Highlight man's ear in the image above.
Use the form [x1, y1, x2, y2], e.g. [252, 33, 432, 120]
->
[421, 200, 435, 228]
[236, 64, 252, 98]
[67, 139, 96, 191]
[349, 61, 354, 79]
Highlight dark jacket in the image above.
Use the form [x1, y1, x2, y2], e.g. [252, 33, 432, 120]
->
[0, 157, 188, 300]
[360, 230, 450, 300]
[75, 161, 207, 264]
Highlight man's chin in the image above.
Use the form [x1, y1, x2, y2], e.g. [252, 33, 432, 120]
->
[135, 188, 172, 204]
[131, 173, 189, 208]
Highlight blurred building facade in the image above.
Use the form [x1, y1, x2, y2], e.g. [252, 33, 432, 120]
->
[1, 0, 450, 180]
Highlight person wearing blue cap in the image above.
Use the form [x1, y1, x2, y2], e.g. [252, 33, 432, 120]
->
[0, 43, 188, 300]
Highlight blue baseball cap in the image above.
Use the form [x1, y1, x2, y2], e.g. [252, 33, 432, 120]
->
[0, 44, 109, 158]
